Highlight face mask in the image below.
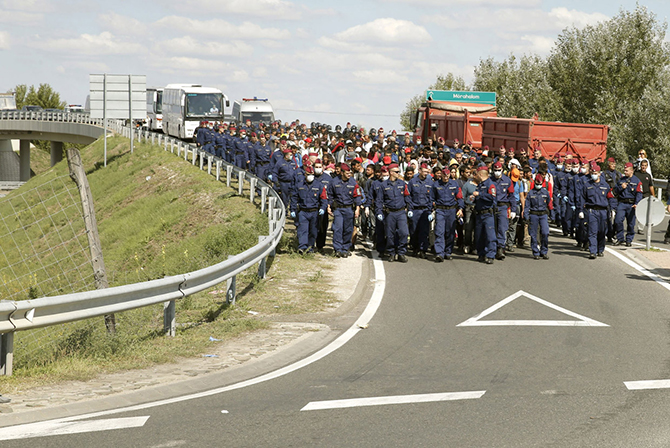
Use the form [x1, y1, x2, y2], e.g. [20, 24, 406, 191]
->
[314, 167, 323, 175]
[572, 167, 579, 173]
[556, 164, 563, 170]
[493, 170, 502, 178]
[580, 167, 588, 174]
[535, 183, 542, 189]
[382, 175, 389, 181]
[306, 175, 315, 183]
[591, 174, 599, 181]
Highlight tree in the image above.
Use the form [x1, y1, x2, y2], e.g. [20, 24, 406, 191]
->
[472, 55, 561, 121]
[399, 73, 468, 131]
[12, 83, 69, 153]
[547, 5, 670, 166]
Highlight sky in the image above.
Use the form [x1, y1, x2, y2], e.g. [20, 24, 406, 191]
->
[1, 0, 669, 132]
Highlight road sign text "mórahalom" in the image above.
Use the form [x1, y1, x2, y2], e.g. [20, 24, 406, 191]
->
[425, 90, 496, 106]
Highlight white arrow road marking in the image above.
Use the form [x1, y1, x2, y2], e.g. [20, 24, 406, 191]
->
[457, 290, 609, 327]
[301, 391, 486, 411]
[0, 416, 150, 441]
[625, 380, 670, 390]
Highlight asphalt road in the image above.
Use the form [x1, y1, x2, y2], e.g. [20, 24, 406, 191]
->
[4, 221, 670, 447]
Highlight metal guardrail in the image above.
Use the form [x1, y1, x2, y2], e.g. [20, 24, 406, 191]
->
[0, 122, 286, 375]
[0, 110, 101, 125]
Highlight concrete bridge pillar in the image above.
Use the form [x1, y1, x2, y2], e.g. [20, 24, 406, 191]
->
[19, 140, 30, 181]
[50, 141, 63, 167]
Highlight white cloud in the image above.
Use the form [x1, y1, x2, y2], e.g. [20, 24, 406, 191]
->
[39, 32, 146, 55]
[253, 66, 268, 78]
[99, 12, 147, 37]
[334, 18, 431, 45]
[549, 7, 609, 29]
[165, 0, 332, 20]
[0, 9, 43, 24]
[0, 0, 54, 12]
[382, 0, 539, 6]
[0, 31, 9, 50]
[154, 16, 291, 40]
[352, 69, 409, 85]
[153, 36, 253, 57]
[519, 35, 556, 54]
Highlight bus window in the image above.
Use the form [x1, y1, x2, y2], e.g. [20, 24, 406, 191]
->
[186, 93, 223, 117]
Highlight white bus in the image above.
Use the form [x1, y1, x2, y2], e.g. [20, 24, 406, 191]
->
[146, 87, 163, 131]
[162, 84, 229, 140]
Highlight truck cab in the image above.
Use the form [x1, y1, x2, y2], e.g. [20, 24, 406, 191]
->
[232, 97, 275, 126]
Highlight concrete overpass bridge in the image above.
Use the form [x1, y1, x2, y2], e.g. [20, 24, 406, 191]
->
[0, 111, 109, 185]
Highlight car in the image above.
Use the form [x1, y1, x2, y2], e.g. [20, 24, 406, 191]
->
[21, 105, 43, 111]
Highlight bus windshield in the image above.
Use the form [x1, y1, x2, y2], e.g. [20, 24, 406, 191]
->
[155, 91, 163, 114]
[241, 112, 274, 124]
[186, 93, 223, 117]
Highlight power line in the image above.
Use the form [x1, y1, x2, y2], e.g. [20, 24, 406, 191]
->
[274, 108, 399, 118]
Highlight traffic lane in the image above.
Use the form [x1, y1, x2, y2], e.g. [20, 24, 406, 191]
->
[7, 238, 670, 447]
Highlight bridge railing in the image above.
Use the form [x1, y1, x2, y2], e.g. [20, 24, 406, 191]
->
[0, 122, 285, 375]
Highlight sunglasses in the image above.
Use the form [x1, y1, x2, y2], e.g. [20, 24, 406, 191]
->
[391, 170, 400, 173]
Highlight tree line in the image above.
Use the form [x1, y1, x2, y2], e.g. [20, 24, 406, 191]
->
[400, 5, 670, 176]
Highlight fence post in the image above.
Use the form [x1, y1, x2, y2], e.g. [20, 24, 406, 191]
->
[199, 152, 205, 170]
[216, 160, 221, 181]
[258, 236, 267, 279]
[226, 165, 233, 187]
[261, 187, 268, 213]
[268, 196, 276, 219]
[226, 255, 236, 305]
[184, 144, 189, 161]
[249, 178, 256, 203]
[238, 171, 245, 196]
[208, 156, 212, 175]
[171, 139, 174, 154]
[192, 147, 197, 165]
[0, 331, 14, 376]
[177, 141, 181, 157]
[163, 300, 176, 337]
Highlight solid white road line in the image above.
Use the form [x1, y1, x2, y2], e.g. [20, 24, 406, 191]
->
[1, 254, 387, 432]
[0, 416, 150, 441]
[300, 391, 486, 411]
[604, 247, 670, 292]
[624, 380, 670, 391]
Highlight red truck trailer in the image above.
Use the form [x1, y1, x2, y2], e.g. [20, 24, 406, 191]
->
[410, 100, 497, 147]
[481, 117, 609, 162]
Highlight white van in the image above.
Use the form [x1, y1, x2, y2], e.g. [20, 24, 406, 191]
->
[232, 97, 275, 126]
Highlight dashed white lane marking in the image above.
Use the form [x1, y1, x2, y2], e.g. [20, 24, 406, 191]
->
[0, 416, 150, 441]
[300, 391, 486, 411]
[1, 254, 387, 432]
[457, 290, 609, 327]
[625, 380, 670, 391]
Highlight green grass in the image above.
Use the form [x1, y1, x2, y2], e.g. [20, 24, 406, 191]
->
[0, 135, 271, 385]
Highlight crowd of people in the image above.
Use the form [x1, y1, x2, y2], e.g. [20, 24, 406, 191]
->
[193, 119, 660, 263]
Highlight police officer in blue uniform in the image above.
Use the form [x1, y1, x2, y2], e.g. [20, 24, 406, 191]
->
[491, 161, 517, 260]
[214, 125, 227, 159]
[291, 165, 328, 254]
[578, 165, 613, 259]
[432, 167, 464, 261]
[313, 159, 332, 252]
[574, 160, 590, 250]
[195, 121, 207, 147]
[371, 165, 389, 255]
[376, 163, 410, 262]
[553, 157, 565, 228]
[472, 165, 498, 264]
[407, 163, 434, 258]
[564, 159, 578, 237]
[524, 174, 552, 260]
[254, 134, 273, 181]
[327, 163, 362, 258]
[603, 157, 622, 243]
[272, 147, 297, 207]
[613, 162, 643, 247]
[233, 130, 251, 170]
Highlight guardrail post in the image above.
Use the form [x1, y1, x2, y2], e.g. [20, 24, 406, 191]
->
[249, 178, 256, 202]
[0, 331, 14, 376]
[258, 236, 267, 279]
[184, 144, 189, 161]
[199, 152, 205, 170]
[208, 156, 213, 175]
[216, 160, 221, 181]
[151, 133, 155, 145]
[170, 139, 175, 154]
[261, 187, 268, 213]
[226, 165, 233, 187]
[226, 255, 237, 305]
[163, 300, 176, 337]
[238, 171, 245, 195]
[192, 148, 197, 165]
[268, 196, 276, 219]
[164, 136, 168, 152]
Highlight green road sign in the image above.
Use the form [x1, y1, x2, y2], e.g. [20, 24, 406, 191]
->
[425, 90, 496, 106]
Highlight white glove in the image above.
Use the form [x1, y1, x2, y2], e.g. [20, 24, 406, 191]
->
[611, 210, 615, 221]
[365, 207, 370, 218]
[509, 212, 516, 220]
[579, 212, 584, 219]
[407, 211, 414, 218]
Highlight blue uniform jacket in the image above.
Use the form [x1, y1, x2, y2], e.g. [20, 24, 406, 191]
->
[254, 143, 272, 164]
[375, 179, 410, 216]
[432, 179, 465, 210]
[523, 187, 551, 220]
[291, 177, 327, 212]
[492, 174, 517, 213]
[327, 176, 363, 208]
[273, 158, 296, 183]
[407, 176, 434, 210]
[580, 177, 613, 209]
[474, 178, 497, 211]
[614, 175, 643, 205]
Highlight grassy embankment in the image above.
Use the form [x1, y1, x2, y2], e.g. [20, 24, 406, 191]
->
[0, 135, 336, 391]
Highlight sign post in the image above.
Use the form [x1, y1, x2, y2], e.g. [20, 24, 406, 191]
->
[635, 196, 666, 250]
